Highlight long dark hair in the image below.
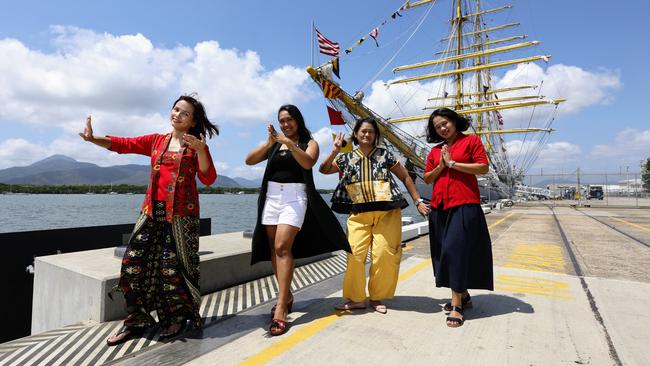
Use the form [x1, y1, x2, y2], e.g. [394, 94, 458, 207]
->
[278, 104, 312, 143]
[426, 108, 469, 143]
[173, 94, 219, 139]
[352, 117, 381, 146]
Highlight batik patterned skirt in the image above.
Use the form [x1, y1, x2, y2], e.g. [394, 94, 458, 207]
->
[117, 201, 202, 329]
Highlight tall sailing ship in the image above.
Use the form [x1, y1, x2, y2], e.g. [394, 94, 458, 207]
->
[308, 0, 565, 199]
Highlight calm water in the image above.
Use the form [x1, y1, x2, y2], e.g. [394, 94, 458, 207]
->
[0, 193, 425, 234]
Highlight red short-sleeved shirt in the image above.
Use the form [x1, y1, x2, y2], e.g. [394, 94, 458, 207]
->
[424, 134, 488, 210]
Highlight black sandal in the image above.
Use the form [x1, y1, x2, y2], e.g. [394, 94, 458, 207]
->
[443, 293, 472, 312]
[159, 321, 187, 340]
[446, 306, 464, 328]
[106, 325, 145, 346]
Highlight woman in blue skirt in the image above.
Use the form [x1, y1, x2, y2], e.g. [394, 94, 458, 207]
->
[423, 108, 494, 328]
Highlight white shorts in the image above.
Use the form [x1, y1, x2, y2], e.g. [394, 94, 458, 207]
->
[262, 182, 308, 229]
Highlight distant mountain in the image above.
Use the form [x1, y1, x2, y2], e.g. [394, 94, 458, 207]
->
[0, 155, 242, 187]
[233, 177, 262, 188]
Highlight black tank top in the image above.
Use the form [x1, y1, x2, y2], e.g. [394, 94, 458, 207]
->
[268, 148, 305, 183]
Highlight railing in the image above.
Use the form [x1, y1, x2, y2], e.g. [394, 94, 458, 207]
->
[499, 172, 649, 208]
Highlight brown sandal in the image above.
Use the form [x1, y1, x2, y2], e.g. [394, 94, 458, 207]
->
[370, 301, 387, 314]
[334, 301, 367, 311]
[269, 319, 288, 336]
[270, 296, 294, 317]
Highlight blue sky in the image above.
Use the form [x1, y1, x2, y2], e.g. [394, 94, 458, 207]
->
[1, 0, 648, 187]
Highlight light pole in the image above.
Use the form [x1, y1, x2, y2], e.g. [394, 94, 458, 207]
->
[626, 165, 630, 197]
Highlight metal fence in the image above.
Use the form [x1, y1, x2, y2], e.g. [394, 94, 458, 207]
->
[486, 172, 649, 208]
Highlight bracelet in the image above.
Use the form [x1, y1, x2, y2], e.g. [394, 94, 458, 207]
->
[414, 198, 424, 206]
[448, 160, 456, 168]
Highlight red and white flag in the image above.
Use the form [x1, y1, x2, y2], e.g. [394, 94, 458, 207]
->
[316, 28, 340, 57]
[369, 28, 380, 47]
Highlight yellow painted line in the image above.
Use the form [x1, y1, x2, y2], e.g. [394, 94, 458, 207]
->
[398, 258, 432, 282]
[495, 274, 572, 299]
[503, 243, 566, 273]
[237, 313, 343, 366]
[237, 259, 432, 366]
[612, 217, 650, 233]
[488, 211, 514, 230]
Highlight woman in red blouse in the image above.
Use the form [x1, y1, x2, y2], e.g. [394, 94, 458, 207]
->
[79, 95, 219, 345]
[423, 108, 493, 328]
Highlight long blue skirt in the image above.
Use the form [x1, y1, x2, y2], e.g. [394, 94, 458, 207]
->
[428, 203, 494, 292]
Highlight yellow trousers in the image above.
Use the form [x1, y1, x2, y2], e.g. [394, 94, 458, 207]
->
[342, 208, 402, 302]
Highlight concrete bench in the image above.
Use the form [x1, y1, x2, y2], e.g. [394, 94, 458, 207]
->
[31, 232, 330, 334]
[32, 222, 431, 334]
[401, 222, 428, 242]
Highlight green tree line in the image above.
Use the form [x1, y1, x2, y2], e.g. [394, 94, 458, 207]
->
[0, 183, 334, 195]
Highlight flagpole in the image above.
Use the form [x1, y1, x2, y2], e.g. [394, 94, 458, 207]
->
[310, 20, 314, 66]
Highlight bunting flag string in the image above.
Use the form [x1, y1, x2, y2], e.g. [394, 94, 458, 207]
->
[342, 0, 417, 55]
[331, 57, 340, 79]
[369, 28, 380, 47]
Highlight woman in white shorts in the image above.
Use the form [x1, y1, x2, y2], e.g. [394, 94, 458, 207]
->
[245, 104, 350, 336]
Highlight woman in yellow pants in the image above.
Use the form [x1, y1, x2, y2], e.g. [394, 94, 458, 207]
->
[320, 117, 430, 313]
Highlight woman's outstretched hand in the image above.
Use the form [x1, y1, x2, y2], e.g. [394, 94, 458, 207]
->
[183, 133, 207, 152]
[79, 116, 94, 142]
[332, 132, 344, 153]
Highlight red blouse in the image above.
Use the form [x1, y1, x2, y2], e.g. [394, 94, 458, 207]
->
[424, 134, 488, 210]
[109, 133, 217, 222]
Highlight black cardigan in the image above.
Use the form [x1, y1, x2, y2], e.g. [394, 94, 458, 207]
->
[250, 142, 351, 264]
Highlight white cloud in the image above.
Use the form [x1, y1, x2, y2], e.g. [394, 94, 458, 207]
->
[214, 161, 229, 172]
[362, 63, 621, 136]
[0, 26, 310, 135]
[505, 140, 581, 170]
[180, 42, 311, 122]
[0, 26, 313, 170]
[498, 63, 621, 115]
[0, 139, 49, 168]
[312, 127, 333, 149]
[591, 128, 650, 164]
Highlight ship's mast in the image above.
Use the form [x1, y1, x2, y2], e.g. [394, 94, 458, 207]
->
[306, 0, 566, 189]
[454, 0, 464, 110]
[474, 0, 485, 142]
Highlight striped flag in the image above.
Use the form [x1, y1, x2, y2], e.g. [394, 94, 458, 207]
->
[322, 79, 342, 99]
[315, 28, 340, 57]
